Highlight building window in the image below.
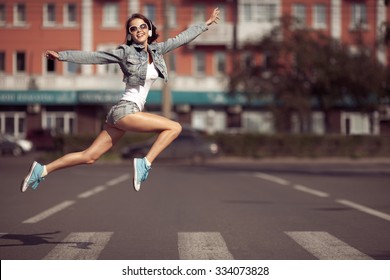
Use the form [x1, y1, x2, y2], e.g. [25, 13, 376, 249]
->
[103, 3, 119, 27]
[194, 52, 206, 76]
[241, 52, 253, 68]
[43, 3, 56, 26]
[242, 111, 274, 133]
[341, 112, 373, 135]
[0, 112, 26, 137]
[168, 5, 176, 28]
[169, 53, 176, 73]
[64, 3, 77, 26]
[311, 112, 325, 135]
[0, 51, 5, 72]
[194, 4, 205, 22]
[144, 4, 156, 23]
[46, 58, 55, 73]
[351, 3, 367, 29]
[242, 2, 277, 23]
[66, 62, 81, 74]
[292, 4, 306, 28]
[43, 111, 76, 134]
[192, 110, 226, 134]
[15, 51, 26, 73]
[313, 4, 327, 29]
[0, 4, 6, 26]
[215, 52, 226, 75]
[14, 3, 26, 25]
[217, 5, 226, 22]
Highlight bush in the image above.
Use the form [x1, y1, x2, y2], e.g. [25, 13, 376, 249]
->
[210, 133, 390, 158]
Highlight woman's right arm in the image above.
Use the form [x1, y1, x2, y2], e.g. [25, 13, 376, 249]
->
[45, 48, 126, 64]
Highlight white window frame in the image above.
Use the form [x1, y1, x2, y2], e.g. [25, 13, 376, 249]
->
[13, 3, 26, 26]
[313, 4, 327, 30]
[194, 51, 206, 76]
[14, 51, 26, 74]
[242, 111, 274, 134]
[192, 110, 226, 134]
[168, 5, 176, 28]
[242, 1, 277, 23]
[292, 4, 306, 28]
[0, 111, 27, 138]
[0, 3, 6, 26]
[0, 51, 5, 73]
[102, 3, 119, 28]
[64, 61, 81, 75]
[42, 111, 77, 134]
[350, 2, 368, 29]
[168, 52, 176, 73]
[214, 51, 226, 76]
[194, 4, 206, 22]
[64, 3, 77, 26]
[43, 3, 56, 27]
[144, 4, 156, 23]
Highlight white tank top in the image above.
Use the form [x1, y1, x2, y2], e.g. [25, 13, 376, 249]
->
[121, 62, 159, 111]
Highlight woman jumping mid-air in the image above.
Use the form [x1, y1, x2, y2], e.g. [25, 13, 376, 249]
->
[21, 8, 220, 192]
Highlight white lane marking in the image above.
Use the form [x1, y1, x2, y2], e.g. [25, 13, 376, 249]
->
[285, 231, 372, 260]
[293, 184, 330, 198]
[106, 174, 131, 186]
[43, 232, 113, 260]
[21, 174, 130, 224]
[337, 199, 390, 222]
[254, 172, 290, 186]
[22, 200, 75, 224]
[77, 185, 107, 199]
[178, 232, 234, 260]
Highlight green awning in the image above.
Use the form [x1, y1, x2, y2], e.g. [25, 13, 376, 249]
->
[0, 90, 77, 105]
[0, 90, 265, 106]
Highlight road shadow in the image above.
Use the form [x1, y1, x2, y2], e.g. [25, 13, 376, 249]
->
[0, 231, 93, 249]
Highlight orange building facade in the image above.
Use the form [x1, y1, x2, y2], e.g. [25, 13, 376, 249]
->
[0, 0, 389, 138]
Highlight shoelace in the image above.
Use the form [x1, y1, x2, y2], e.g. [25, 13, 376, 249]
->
[31, 176, 45, 190]
[140, 165, 150, 182]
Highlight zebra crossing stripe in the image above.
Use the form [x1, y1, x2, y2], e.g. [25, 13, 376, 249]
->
[285, 231, 373, 260]
[178, 232, 234, 260]
[43, 232, 113, 260]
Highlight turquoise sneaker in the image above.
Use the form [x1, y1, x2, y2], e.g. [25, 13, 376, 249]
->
[21, 161, 45, 192]
[133, 158, 151, 191]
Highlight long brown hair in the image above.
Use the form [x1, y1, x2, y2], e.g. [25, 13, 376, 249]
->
[125, 13, 159, 45]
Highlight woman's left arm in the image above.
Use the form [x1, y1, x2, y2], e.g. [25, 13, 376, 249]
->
[158, 7, 220, 54]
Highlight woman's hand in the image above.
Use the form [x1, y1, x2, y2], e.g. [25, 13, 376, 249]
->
[45, 50, 59, 60]
[206, 7, 220, 26]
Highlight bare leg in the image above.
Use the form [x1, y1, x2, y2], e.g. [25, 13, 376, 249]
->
[45, 124, 125, 174]
[115, 112, 182, 163]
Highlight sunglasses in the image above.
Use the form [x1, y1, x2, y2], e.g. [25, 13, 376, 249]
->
[129, 23, 149, 33]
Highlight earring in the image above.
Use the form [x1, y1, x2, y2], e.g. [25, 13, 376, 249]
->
[127, 34, 132, 41]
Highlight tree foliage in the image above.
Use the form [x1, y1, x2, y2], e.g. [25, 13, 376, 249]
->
[229, 16, 388, 133]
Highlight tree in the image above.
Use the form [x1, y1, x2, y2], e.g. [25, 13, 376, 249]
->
[229, 16, 387, 134]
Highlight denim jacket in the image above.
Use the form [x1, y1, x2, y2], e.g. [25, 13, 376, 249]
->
[58, 23, 208, 86]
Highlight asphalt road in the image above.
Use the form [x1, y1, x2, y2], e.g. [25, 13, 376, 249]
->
[1, 154, 390, 260]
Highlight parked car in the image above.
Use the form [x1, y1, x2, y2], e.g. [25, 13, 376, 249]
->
[3, 134, 33, 153]
[0, 134, 24, 156]
[121, 127, 219, 164]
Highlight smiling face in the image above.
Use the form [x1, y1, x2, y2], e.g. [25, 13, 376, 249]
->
[128, 18, 149, 47]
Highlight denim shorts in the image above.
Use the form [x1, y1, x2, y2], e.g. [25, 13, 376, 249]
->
[106, 100, 140, 125]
